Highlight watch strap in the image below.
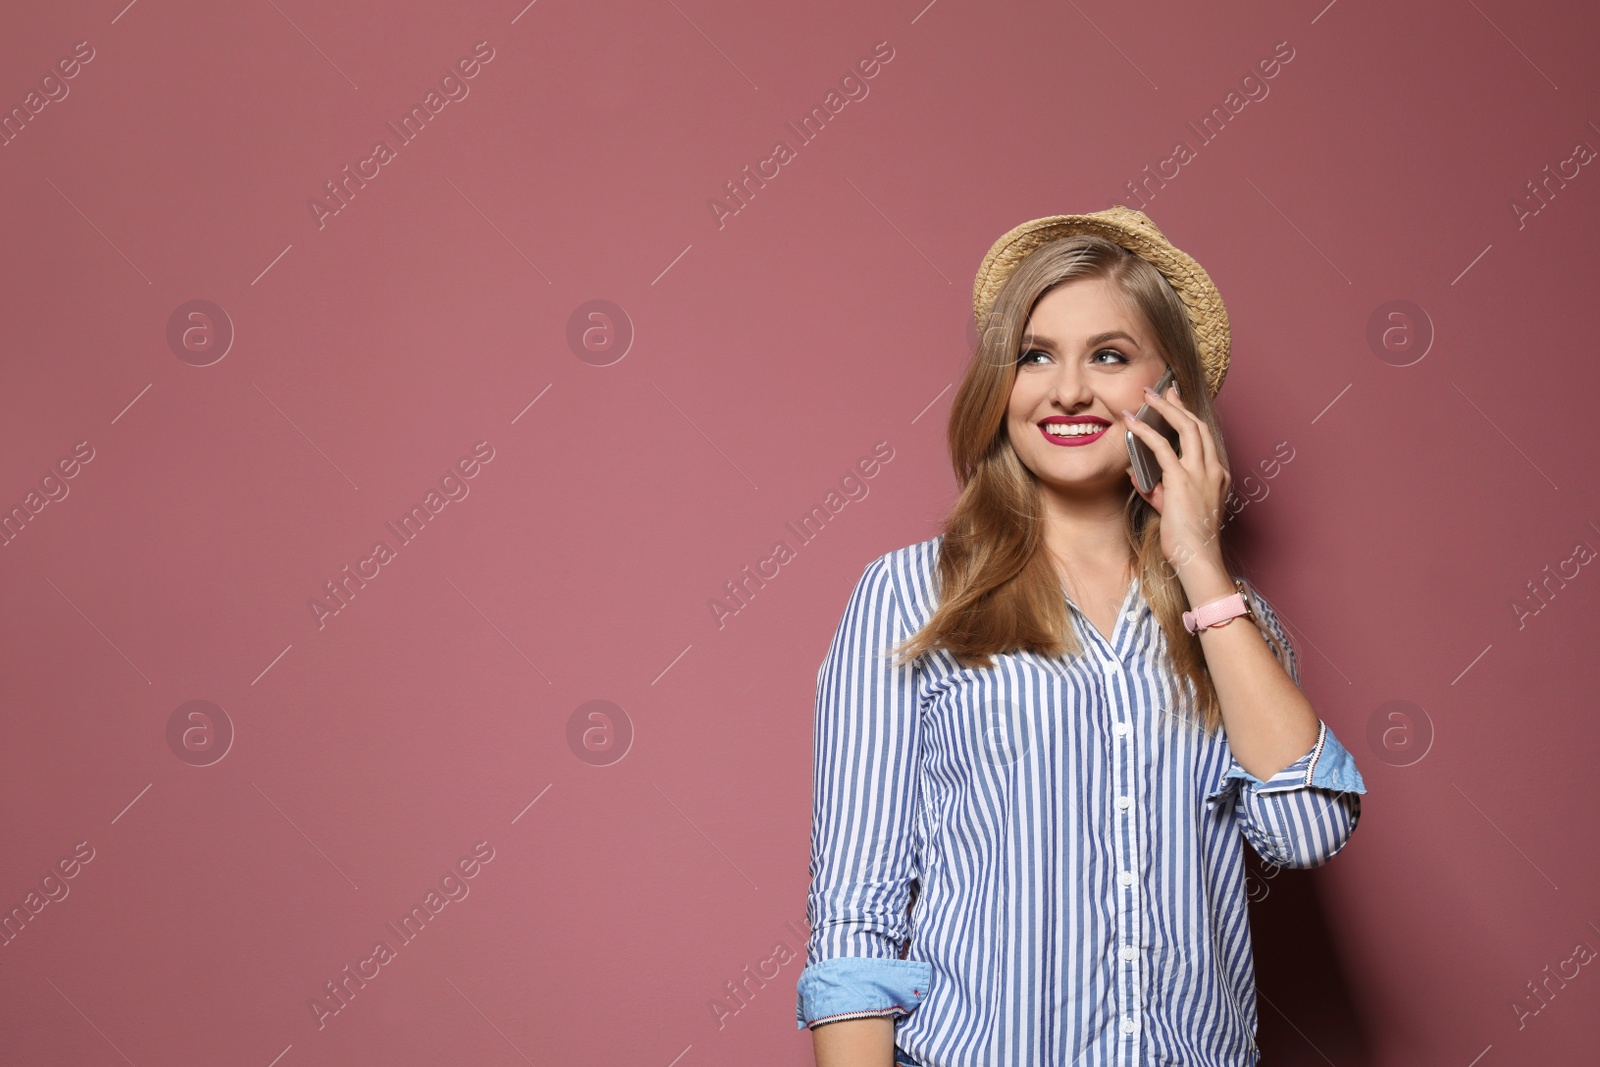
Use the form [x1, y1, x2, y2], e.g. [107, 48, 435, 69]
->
[1183, 580, 1255, 634]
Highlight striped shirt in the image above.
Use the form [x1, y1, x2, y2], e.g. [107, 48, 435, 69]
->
[795, 536, 1367, 1066]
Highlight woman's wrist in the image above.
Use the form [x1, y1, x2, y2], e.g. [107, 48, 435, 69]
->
[1174, 555, 1234, 608]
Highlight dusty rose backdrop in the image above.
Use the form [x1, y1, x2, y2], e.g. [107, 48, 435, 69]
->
[2, 1, 1596, 1064]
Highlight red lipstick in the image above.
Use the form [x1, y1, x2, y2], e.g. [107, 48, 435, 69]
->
[1036, 415, 1111, 447]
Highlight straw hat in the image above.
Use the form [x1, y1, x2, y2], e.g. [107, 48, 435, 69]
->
[971, 206, 1231, 397]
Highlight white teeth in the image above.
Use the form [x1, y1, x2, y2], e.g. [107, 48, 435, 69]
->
[1045, 423, 1103, 437]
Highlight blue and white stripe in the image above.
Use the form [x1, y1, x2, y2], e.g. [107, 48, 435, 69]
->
[797, 536, 1367, 1067]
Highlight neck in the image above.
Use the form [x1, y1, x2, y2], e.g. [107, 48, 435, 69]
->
[1037, 483, 1135, 576]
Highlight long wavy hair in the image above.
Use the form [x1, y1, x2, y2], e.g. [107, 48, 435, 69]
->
[890, 232, 1290, 736]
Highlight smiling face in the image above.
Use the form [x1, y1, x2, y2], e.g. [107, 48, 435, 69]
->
[1007, 275, 1171, 495]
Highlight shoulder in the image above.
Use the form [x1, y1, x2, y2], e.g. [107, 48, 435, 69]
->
[870, 534, 941, 579]
[852, 535, 942, 631]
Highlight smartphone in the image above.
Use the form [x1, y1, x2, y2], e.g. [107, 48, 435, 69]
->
[1125, 367, 1180, 494]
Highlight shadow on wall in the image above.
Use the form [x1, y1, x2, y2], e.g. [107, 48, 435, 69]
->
[1249, 851, 1374, 1065]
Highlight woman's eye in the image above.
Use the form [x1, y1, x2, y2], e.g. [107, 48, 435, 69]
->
[1017, 347, 1128, 365]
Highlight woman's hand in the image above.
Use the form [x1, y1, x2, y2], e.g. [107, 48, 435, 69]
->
[1120, 381, 1231, 579]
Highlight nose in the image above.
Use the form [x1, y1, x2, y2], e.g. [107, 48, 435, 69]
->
[1046, 359, 1094, 409]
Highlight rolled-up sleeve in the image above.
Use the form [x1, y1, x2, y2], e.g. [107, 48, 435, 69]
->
[796, 555, 933, 1030]
[1203, 579, 1368, 869]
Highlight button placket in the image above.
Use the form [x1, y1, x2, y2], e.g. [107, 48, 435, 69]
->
[1106, 637, 1141, 1064]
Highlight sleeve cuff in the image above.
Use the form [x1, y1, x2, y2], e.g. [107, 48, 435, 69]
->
[794, 956, 933, 1030]
[1207, 719, 1368, 806]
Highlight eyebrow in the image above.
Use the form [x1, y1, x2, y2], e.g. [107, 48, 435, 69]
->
[1021, 330, 1141, 350]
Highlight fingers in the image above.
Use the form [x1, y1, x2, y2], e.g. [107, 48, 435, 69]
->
[1141, 382, 1201, 466]
[1121, 404, 1180, 472]
[1167, 385, 1232, 500]
[1139, 381, 1216, 474]
[1126, 382, 1229, 532]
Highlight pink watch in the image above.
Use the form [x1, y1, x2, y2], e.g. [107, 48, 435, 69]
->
[1183, 578, 1256, 634]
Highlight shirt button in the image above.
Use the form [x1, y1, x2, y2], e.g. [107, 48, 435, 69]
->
[1122, 1016, 1137, 1033]
[1121, 945, 1137, 960]
[1117, 795, 1131, 810]
[1120, 870, 1134, 886]
[1114, 722, 1129, 737]
[1124, 610, 1140, 620]
[1102, 659, 1121, 673]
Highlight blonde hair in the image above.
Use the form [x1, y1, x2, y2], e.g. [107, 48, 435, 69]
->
[892, 233, 1289, 735]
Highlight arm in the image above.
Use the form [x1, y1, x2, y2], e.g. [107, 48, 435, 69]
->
[1124, 382, 1366, 868]
[1206, 715, 1366, 868]
[795, 556, 932, 1059]
[812, 1017, 895, 1067]
[1190, 570, 1368, 868]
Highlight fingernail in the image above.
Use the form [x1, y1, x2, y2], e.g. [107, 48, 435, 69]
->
[1172, 383, 1181, 398]
[1121, 408, 1135, 424]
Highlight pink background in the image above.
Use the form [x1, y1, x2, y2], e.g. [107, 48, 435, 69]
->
[2, 0, 1597, 1064]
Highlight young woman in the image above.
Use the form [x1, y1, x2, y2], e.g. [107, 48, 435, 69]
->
[795, 207, 1368, 1067]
